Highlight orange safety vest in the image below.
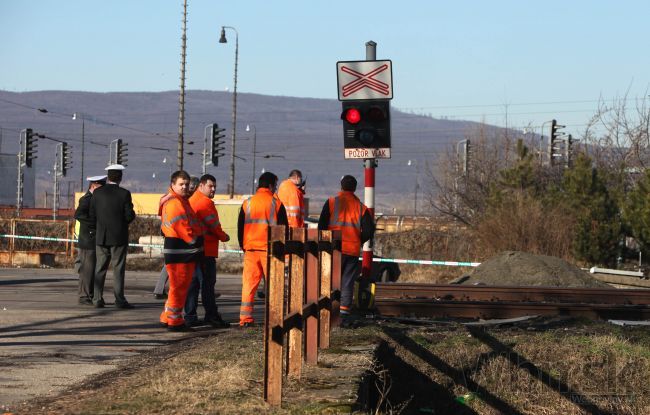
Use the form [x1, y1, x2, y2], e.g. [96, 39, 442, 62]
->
[327, 191, 367, 256]
[277, 179, 304, 228]
[161, 191, 204, 263]
[242, 188, 283, 251]
[189, 191, 228, 257]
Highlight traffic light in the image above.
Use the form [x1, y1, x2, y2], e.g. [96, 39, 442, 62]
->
[24, 128, 38, 167]
[209, 123, 226, 166]
[341, 100, 391, 155]
[61, 142, 72, 176]
[116, 139, 128, 166]
[549, 119, 565, 166]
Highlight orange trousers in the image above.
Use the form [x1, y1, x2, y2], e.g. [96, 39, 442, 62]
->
[240, 250, 267, 326]
[160, 262, 196, 327]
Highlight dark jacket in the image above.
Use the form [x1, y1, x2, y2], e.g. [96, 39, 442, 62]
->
[89, 183, 136, 246]
[74, 191, 95, 250]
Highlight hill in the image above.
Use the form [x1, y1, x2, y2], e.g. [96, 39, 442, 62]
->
[0, 90, 502, 213]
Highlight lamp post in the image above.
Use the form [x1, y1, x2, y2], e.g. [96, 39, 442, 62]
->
[72, 113, 85, 188]
[246, 124, 256, 194]
[219, 25, 239, 198]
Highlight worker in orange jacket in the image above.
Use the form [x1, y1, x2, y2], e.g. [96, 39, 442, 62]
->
[318, 175, 375, 316]
[237, 172, 288, 327]
[277, 169, 305, 228]
[160, 170, 204, 331]
[185, 173, 230, 328]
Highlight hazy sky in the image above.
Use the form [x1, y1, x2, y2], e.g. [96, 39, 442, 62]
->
[1, 0, 649, 137]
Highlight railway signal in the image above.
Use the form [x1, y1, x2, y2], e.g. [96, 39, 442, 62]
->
[340, 100, 391, 159]
[549, 119, 565, 166]
[23, 128, 37, 167]
[209, 123, 226, 166]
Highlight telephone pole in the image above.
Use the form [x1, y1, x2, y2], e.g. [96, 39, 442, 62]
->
[176, 0, 188, 170]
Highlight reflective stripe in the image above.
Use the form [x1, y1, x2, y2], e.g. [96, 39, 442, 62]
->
[329, 196, 362, 229]
[163, 247, 203, 254]
[204, 213, 216, 222]
[162, 214, 188, 228]
[239, 310, 253, 316]
[287, 212, 300, 217]
[165, 306, 183, 312]
[241, 301, 254, 307]
[244, 196, 278, 225]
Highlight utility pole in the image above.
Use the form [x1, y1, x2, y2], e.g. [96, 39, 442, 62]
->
[176, 0, 188, 170]
[361, 40, 377, 280]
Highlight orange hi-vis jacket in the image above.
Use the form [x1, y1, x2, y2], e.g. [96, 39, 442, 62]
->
[161, 190, 204, 263]
[327, 191, 368, 256]
[241, 188, 283, 251]
[277, 179, 304, 228]
[189, 191, 228, 257]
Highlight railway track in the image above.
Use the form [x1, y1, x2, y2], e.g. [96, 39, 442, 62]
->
[373, 283, 650, 321]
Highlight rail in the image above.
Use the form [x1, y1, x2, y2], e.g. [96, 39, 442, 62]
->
[374, 283, 650, 321]
[264, 226, 342, 406]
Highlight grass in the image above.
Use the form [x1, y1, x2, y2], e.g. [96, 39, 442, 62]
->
[16, 318, 650, 414]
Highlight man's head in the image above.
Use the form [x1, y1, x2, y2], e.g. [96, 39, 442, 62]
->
[87, 175, 106, 193]
[258, 172, 279, 192]
[189, 176, 200, 195]
[104, 164, 125, 184]
[288, 169, 303, 185]
[198, 174, 217, 199]
[107, 170, 122, 184]
[170, 170, 191, 198]
[340, 175, 357, 192]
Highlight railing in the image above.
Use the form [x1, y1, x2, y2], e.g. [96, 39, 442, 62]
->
[0, 219, 75, 265]
[264, 226, 342, 406]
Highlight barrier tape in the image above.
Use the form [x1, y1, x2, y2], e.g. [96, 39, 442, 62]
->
[0, 234, 480, 267]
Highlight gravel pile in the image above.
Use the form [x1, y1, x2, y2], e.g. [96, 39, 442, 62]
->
[462, 251, 608, 287]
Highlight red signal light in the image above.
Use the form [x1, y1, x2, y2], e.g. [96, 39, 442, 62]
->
[343, 108, 361, 124]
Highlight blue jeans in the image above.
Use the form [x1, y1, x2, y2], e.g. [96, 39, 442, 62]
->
[184, 257, 218, 323]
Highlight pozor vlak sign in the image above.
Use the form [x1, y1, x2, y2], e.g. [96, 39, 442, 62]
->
[337, 60, 393, 159]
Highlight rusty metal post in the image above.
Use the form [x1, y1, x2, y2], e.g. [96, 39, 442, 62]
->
[318, 230, 333, 349]
[263, 225, 285, 406]
[304, 228, 319, 365]
[287, 227, 305, 378]
[331, 230, 342, 327]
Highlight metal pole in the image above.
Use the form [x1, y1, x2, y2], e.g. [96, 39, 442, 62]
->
[80, 118, 85, 188]
[177, 0, 188, 170]
[53, 155, 58, 220]
[226, 27, 239, 198]
[361, 40, 377, 279]
[202, 125, 209, 175]
[16, 131, 24, 217]
[251, 126, 256, 194]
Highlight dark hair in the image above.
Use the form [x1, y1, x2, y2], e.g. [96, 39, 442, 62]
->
[107, 170, 122, 183]
[258, 172, 278, 189]
[340, 175, 357, 191]
[200, 174, 216, 184]
[170, 170, 190, 184]
[289, 169, 302, 179]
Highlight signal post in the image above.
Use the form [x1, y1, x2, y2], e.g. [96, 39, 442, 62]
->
[337, 42, 393, 284]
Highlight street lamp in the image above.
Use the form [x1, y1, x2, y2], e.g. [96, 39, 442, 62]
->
[219, 25, 239, 198]
[72, 113, 85, 189]
[246, 124, 256, 194]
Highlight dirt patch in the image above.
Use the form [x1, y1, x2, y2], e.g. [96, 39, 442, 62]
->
[462, 251, 608, 287]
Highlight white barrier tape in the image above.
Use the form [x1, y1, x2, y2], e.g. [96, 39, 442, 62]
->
[0, 234, 479, 267]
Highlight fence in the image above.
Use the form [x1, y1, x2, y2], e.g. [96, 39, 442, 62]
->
[0, 219, 74, 265]
[264, 226, 342, 406]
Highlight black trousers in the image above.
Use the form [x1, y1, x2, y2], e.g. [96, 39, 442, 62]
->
[341, 254, 361, 309]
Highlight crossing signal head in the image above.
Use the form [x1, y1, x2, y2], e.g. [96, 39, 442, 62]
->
[116, 139, 128, 166]
[341, 100, 391, 150]
[62, 142, 72, 176]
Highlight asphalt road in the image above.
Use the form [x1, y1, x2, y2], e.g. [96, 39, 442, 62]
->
[0, 267, 250, 408]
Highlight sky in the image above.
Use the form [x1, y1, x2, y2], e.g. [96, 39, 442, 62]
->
[1, 0, 649, 138]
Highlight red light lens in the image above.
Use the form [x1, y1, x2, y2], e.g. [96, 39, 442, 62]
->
[345, 108, 361, 124]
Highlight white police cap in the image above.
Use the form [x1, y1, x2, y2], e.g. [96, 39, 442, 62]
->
[105, 164, 125, 171]
[86, 175, 107, 182]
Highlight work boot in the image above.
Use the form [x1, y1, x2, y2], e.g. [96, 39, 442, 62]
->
[168, 324, 195, 332]
[205, 314, 230, 328]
